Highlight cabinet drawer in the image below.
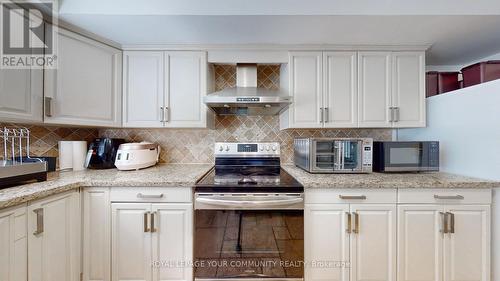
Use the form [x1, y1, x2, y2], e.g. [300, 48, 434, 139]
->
[110, 187, 192, 203]
[398, 188, 492, 204]
[305, 189, 397, 204]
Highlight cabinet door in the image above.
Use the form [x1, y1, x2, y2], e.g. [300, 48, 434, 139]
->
[0, 68, 43, 123]
[350, 204, 396, 281]
[392, 52, 425, 127]
[0, 205, 27, 281]
[28, 191, 80, 281]
[443, 205, 490, 281]
[123, 51, 165, 127]
[323, 52, 358, 128]
[111, 203, 152, 281]
[165, 51, 207, 128]
[305, 204, 350, 281]
[83, 188, 111, 281]
[151, 204, 193, 281]
[288, 52, 323, 128]
[44, 27, 122, 127]
[398, 205, 444, 281]
[358, 52, 392, 128]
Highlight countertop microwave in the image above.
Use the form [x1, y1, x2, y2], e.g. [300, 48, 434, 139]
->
[373, 141, 439, 172]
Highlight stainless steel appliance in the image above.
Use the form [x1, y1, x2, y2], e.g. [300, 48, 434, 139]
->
[294, 138, 373, 173]
[194, 142, 304, 281]
[203, 64, 292, 116]
[1, 127, 47, 188]
[373, 141, 440, 172]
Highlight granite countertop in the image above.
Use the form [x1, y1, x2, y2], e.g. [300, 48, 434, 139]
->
[282, 165, 500, 189]
[0, 164, 213, 209]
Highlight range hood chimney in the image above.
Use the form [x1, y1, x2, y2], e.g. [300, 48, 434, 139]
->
[203, 63, 292, 116]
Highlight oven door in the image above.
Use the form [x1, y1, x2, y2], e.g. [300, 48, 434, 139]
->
[194, 193, 304, 281]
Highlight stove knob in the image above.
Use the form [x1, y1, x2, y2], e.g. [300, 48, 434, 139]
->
[218, 146, 224, 152]
[259, 145, 264, 151]
[266, 145, 270, 151]
[272, 146, 277, 151]
[225, 145, 230, 152]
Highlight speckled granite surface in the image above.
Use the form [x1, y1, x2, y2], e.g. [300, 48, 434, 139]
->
[0, 164, 212, 209]
[282, 165, 500, 189]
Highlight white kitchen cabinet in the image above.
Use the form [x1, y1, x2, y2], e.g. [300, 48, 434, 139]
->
[443, 205, 490, 281]
[123, 51, 165, 127]
[305, 204, 350, 281]
[151, 204, 193, 281]
[323, 52, 358, 128]
[350, 204, 396, 281]
[397, 205, 444, 281]
[285, 51, 323, 128]
[111, 203, 152, 281]
[44, 27, 122, 127]
[0, 204, 28, 281]
[83, 188, 111, 281]
[391, 52, 426, 127]
[165, 51, 207, 128]
[0, 68, 43, 123]
[27, 190, 80, 281]
[358, 51, 392, 128]
[123, 51, 209, 128]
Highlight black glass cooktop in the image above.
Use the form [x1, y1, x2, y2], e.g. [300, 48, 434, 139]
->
[195, 167, 303, 193]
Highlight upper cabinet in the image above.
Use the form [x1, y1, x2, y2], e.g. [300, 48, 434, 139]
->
[44, 27, 122, 127]
[123, 51, 209, 128]
[282, 50, 425, 129]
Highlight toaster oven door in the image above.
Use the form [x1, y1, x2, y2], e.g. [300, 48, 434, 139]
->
[312, 140, 362, 173]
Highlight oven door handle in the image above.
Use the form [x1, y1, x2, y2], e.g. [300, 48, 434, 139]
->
[195, 196, 304, 208]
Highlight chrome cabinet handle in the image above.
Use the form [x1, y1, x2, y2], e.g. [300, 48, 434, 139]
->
[324, 108, 329, 123]
[44, 97, 52, 117]
[33, 208, 44, 235]
[160, 107, 165, 122]
[394, 107, 400, 122]
[164, 107, 169, 122]
[447, 212, 455, 234]
[434, 195, 464, 200]
[137, 193, 164, 199]
[339, 195, 367, 200]
[352, 212, 359, 234]
[346, 212, 352, 234]
[389, 107, 393, 122]
[150, 212, 157, 233]
[320, 108, 324, 123]
[144, 211, 150, 232]
[440, 212, 448, 233]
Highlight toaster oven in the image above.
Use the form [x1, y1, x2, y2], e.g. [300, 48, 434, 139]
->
[294, 138, 373, 173]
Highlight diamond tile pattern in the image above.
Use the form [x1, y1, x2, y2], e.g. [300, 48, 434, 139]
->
[0, 123, 98, 160]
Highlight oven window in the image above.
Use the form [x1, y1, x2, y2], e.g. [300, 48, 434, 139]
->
[194, 210, 304, 279]
[389, 147, 420, 164]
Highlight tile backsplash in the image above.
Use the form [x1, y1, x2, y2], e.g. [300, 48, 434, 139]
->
[0, 123, 98, 160]
[100, 64, 391, 164]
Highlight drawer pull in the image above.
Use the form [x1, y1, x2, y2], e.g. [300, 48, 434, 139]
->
[339, 195, 367, 200]
[137, 193, 164, 199]
[434, 195, 464, 200]
[33, 208, 44, 235]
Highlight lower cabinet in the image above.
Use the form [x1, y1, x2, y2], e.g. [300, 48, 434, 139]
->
[398, 204, 491, 281]
[305, 189, 397, 281]
[0, 204, 28, 281]
[82, 187, 193, 281]
[27, 190, 81, 281]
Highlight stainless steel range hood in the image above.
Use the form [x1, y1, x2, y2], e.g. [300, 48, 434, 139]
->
[204, 64, 291, 116]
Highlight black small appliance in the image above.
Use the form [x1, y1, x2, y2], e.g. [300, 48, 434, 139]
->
[373, 141, 440, 172]
[85, 138, 125, 169]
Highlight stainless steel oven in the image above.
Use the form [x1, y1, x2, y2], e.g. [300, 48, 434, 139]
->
[294, 138, 373, 173]
[194, 142, 304, 281]
[373, 141, 440, 172]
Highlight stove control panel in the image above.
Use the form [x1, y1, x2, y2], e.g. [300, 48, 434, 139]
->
[215, 142, 280, 156]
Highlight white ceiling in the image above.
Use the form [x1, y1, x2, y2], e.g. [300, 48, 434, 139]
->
[57, 0, 500, 65]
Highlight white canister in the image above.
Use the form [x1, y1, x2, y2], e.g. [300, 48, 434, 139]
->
[71, 141, 88, 171]
[58, 141, 73, 170]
